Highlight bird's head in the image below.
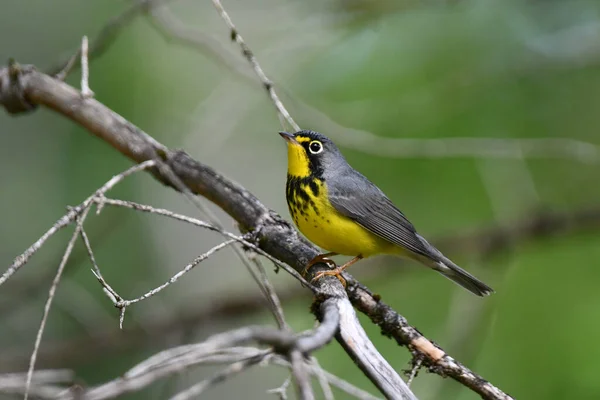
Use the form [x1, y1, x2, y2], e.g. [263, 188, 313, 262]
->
[279, 130, 343, 179]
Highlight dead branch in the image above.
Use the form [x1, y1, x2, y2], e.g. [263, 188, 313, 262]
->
[347, 280, 511, 399]
[59, 301, 338, 400]
[1, 347, 382, 400]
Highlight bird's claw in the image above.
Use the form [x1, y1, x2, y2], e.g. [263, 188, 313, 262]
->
[311, 268, 347, 288]
[302, 255, 337, 277]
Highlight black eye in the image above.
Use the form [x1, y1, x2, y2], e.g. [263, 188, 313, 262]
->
[309, 141, 323, 154]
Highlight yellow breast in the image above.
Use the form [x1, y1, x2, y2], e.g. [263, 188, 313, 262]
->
[286, 177, 394, 257]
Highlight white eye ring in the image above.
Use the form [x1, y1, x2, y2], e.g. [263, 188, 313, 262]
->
[309, 140, 323, 154]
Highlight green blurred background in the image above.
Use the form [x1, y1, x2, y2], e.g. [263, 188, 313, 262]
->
[1, 0, 600, 398]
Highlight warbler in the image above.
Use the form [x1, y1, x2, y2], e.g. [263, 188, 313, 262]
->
[279, 130, 493, 296]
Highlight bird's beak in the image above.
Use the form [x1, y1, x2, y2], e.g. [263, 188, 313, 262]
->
[279, 131, 298, 145]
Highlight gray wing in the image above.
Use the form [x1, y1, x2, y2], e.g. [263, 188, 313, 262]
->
[327, 170, 433, 258]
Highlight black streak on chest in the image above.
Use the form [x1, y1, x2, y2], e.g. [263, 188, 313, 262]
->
[286, 175, 323, 219]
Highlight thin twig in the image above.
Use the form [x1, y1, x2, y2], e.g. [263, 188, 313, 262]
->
[210, 0, 300, 131]
[80, 36, 94, 98]
[112, 239, 237, 329]
[95, 197, 312, 289]
[79, 224, 121, 304]
[120, 238, 235, 306]
[23, 206, 91, 400]
[168, 353, 268, 400]
[309, 357, 334, 400]
[249, 255, 288, 329]
[0, 210, 75, 287]
[304, 366, 381, 400]
[0, 160, 156, 288]
[406, 358, 422, 387]
[267, 376, 291, 399]
[146, 5, 252, 80]
[290, 350, 314, 400]
[0, 369, 74, 387]
[54, 51, 78, 82]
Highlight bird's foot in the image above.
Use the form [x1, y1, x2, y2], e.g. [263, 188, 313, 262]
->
[302, 253, 337, 277]
[311, 267, 347, 287]
[309, 254, 363, 288]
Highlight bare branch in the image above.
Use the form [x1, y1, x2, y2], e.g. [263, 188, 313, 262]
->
[169, 353, 268, 400]
[80, 36, 94, 98]
[1, 352, 381, 400]
[250, 256, 288, 329]
[328, 293, 417, 400]
[309, 357, 334, 400]
[146, 5, 252, 80]
[80, 224, 121, 305]
[406, 357, 422, 387]
[0, 369, 74, 387]
[1, 207, 74, 287]
[347, 279, 512, 400]
[81, 313, 338, 400]
[290, 350, 314, 400]
[209, 0, 299, 131]
[267, 376, 291, 399]
[268, 352, 382, 400]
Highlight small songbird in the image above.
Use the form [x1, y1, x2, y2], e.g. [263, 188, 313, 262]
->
[280, 130, 493, 296]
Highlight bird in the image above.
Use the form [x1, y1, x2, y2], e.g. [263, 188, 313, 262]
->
[279, 129, 494, 296]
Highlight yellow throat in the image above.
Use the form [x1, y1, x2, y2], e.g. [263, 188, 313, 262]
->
[285, 136, 312, 177]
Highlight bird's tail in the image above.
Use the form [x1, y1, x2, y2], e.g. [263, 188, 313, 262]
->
[432, 256, 494, 296]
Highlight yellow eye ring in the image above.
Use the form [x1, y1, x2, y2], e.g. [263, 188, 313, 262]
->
[309, 140, 323, 154]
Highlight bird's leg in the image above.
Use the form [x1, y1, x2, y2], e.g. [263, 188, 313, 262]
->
[302, 252, 338, 277]
[311, 254, 363, 287]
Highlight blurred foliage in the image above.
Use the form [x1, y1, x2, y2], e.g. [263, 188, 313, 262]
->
[1, 0, 600, 399]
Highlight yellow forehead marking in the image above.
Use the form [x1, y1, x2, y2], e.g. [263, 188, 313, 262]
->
[296, 136, 311, 143]
[286, 142, 311, 177]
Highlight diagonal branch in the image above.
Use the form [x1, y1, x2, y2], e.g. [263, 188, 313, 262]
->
[347, 279, 512, 400]
[209, 0, 299, 131]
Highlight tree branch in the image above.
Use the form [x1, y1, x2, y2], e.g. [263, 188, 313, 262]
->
[347, 280, 512, 400]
